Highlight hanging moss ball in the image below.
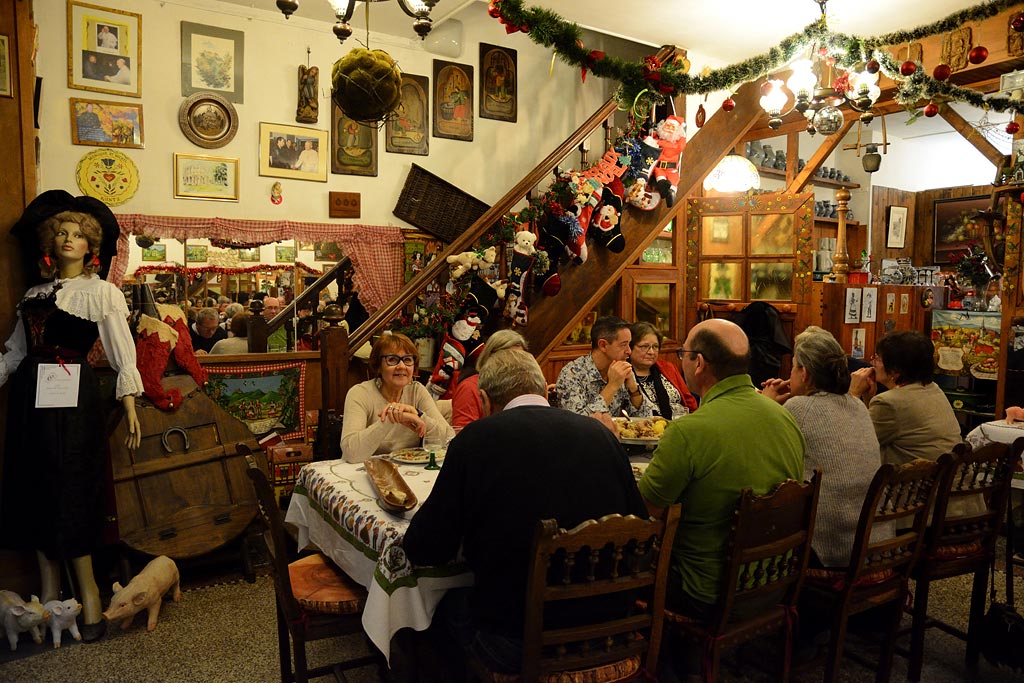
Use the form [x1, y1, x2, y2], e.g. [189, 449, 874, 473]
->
[331, 48, 403, 124]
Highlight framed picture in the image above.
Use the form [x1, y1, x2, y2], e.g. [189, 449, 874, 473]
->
[479, 43, 516, 122]
[173, 153, 239, 201]
[180, 21, 244, 103]
[185, 245, 208, 262]
[297, 242, 314, 251]
[887, 205, 908, 249]
[275, 245, 296, 263]
[314, 242, 344, 262]
[404, 240, 426, 283]
[67, 1, 141, 98]
[141, 244, 166, 262]
[259, 122, 328, 182]
[236, 247, 260, 262]
[432, 60, 473, 141]
[331, 102, 377, 176]
[862, 287, 877, 322]
[206, 361, 306, 440]
[851, 328, 866, 359]
[0, 34, 11, 98]
[885, 292, 896, 314]
[933, 195, 988, 264]
[385, 73, 429, 156]
[70, 97, 143, 148]
[844, 287, 862, 323]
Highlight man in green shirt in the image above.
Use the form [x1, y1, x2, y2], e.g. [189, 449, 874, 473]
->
[638, 318, 804, 680]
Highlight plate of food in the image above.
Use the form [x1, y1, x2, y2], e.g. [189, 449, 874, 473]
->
[390, 447, 445, 465]
[613, 416, 670, 445]
[364, 457, 418, 513]
[970, 357, 998, 380]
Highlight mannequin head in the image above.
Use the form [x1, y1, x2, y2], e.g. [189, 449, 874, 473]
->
[37, 210, 104, 279]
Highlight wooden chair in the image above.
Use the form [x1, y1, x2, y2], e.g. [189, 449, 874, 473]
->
[904, 438, 1024, 681]
[666, 471, 822, 683]
[802, 457, 947, 683]
[244, 452, 382, 683]
[471, 504, 680, 683]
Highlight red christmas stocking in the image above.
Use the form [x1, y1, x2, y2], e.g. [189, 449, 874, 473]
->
[135, 315, 182, 411]
[591, 177, 626, 253]
[503, 247, 536, 326]
[157, 304, 209, 387]
[425, 334, 466, 401]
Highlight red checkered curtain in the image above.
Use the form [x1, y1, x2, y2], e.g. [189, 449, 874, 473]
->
[110, 214, 404, 312]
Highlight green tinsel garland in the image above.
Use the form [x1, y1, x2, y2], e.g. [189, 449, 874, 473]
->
[492, 0, 1024, 114]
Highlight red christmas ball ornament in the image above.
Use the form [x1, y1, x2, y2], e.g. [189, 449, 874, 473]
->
[924, 103, 939, 118]
[865, 59, 880, 74]
[722, 97, 736, 112]
[1008, 121, 1021, 134]
[487, 1, 501, 18]
[900, 60, 917, 76]
[1013, 13, 1024, 32]
[969, 45, 988, 64]
[933, 64, 952, 81]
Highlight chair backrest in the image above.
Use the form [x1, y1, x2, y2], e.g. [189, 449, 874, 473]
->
[710, 470, 822, 633]
[243, 448, 304, 623]
[520, 504, 681, 682]
[843, 457, 947, 592]
[925, 438, 1023, 559]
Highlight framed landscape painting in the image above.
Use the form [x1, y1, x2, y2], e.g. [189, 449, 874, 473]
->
[67, 1, 141, 98]
[432, 60, 473, 141]
[385, 73, 429, 156]
[181, 21, 244, 103]
[173, 153, 239, 201]
[70, 97, 143, 148]
[479, 43, 516, 122]
[185, 245, 208, 262]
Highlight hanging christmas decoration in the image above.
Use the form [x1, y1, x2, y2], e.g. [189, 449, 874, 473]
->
[722, 96, 736, 112]
[933, 64, 952, 81]
[924, 102, 940, 117]
[900, 60, 918, 76]
[331, 48, 402, 124]
[1007, 120, 1020, 134]
[968, 45, 989, 64]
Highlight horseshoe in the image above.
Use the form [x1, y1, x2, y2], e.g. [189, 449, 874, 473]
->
[161, 426, 190, 453]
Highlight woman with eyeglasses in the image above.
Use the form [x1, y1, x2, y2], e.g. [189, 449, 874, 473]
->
[848, 330, 961, 465]
[628, 322, 697, 418]
[341, 332, 453, 463]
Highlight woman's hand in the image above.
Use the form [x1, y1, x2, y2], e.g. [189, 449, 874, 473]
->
[761, 378, 791, 404]
[849, 367, 877, 401]
[123, 395, 141, 451]
[379, 402, 427, 437]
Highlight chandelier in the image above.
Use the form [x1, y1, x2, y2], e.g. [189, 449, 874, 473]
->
[703, 155, 761, 193]
[276, 0, 439, 43]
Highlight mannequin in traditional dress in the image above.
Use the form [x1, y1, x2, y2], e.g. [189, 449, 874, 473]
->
[1, 192, 142, 641]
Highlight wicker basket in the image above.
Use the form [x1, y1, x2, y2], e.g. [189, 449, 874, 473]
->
[393, 163, 491, 243]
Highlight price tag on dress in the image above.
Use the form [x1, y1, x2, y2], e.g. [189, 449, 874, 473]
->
[35, 363, 81, 408]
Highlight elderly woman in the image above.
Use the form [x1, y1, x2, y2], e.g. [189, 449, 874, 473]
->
[849, 330, 961, 465]
[210, 313, 250, 354]
[628, 322, 697, 418]
[451, 330, 528, 428]
[341, 332, 453, 463]
[763, 327, 883, 567]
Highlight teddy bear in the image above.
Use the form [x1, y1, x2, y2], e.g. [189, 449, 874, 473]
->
[446, 246, 497, 280]
[504, 229, 538, 326]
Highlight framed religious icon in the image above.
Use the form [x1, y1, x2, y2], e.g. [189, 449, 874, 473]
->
[331, 101, 377, 176]
[933, 195, 988, 263]
[70, 97, 144, 148]
[404, 240, 427, 283]
[180, 22, 244, 103]
[67, 1, 142, 98]
[432, 60, 473, 141]
[259, 122, 328, 182]
[173, 153, 239, 201]
[385, 73, 429, 156]
[314, 242, 344, 262]
[479, 43, 516, 122]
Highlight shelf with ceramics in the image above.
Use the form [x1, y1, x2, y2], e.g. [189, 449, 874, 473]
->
[755, 164, 861, 190]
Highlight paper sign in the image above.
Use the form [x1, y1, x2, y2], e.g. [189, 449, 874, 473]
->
[35, 363, 81, 408]
[845, 288, 862, 324]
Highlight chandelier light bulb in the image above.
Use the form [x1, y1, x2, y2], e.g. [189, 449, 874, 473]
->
[703, 155, 761, 193]
[760, 79, 787, 129]
[787, 60, 818, 112]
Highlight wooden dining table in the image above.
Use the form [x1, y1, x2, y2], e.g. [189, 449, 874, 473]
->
[284, 457, 473, 662]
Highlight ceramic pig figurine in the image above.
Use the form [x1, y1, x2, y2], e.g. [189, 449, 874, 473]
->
[0, 590, 49, 650]
[43, 598, 82, 648]
[102, 556, 182, 632]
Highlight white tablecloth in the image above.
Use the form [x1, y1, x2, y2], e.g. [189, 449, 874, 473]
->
[285, 458, 473, 661]
[965, 420, 1024, 490]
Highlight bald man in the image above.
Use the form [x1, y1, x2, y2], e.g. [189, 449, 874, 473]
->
[637, 319, 804, 676]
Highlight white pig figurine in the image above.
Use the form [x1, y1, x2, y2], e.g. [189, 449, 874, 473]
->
[0, 590, 50, 651]
[43, 598, 81, 648]
[102, 556, 182, 632]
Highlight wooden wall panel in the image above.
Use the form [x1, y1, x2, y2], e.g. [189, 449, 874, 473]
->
[871, 186, 917, 262]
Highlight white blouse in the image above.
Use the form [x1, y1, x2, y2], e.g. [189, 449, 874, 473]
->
[0, 275, 144, 399]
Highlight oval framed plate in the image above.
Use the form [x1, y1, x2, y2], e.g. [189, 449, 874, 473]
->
[178, 91, 238, 149]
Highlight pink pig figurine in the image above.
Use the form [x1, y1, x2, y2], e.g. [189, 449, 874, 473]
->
[0, 591, 49, 650]
[43, 598, 81, 648]
[102, 556, 182, 631]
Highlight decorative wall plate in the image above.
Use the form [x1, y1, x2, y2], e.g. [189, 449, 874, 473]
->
[75, 148, 139, 206]
[178, 91, 238, 148]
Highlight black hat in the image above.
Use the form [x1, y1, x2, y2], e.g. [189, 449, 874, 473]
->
[9, 190, 121, 285]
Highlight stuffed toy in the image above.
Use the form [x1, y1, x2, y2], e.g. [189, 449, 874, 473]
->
[590, 177, 626, 253]
[504, 230, 537, 326]
[535, 204, 574, 297]
[644, 115, 687, 208]
[615, 137, 662, 210]
[564, 172, 604, 264]
[446, 246, 497, 279]
[425, 311, 484, 400]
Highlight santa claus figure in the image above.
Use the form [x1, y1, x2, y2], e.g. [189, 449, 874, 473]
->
[644, 115, 686, 208]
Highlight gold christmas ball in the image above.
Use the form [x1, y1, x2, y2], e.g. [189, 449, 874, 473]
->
[331, 48, 403, 124]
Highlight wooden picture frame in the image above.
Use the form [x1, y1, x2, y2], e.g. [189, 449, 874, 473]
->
[185, 245, 208, 262]
[70, 97, 144, 148]
[385, 73, 429, 156]
[259, 122, 328, 182]
[180, 21, 244, 103]
[0, 34, 11, 98]
[275, 246, 296, 263]
[141, 244, 166, 262]
[67, 1, 141, 98]
[887, 205, 908, 249]
[236, 247, 260, 262]
[174, 153, 239, 201]
[933, 195, 989, 263]
[479, 43, 516, 122]
[331, 101, 377, 176]
[313, 242, 344, 262]
[432, 60, 473, 141]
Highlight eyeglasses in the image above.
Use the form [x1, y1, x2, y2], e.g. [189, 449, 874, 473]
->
[383, 354, 417, 367]
[678, 348, 700, 359]
[634, 343, 660, 353]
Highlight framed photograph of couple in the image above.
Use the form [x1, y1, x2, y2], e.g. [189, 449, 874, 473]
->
[67, 1, 141, 98]
[70, 97, 144, 148]
[259, 122, 328, 183]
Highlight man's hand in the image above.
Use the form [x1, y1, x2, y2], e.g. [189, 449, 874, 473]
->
[590, 412, 619, 435]
[607, 360, 633, 390]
